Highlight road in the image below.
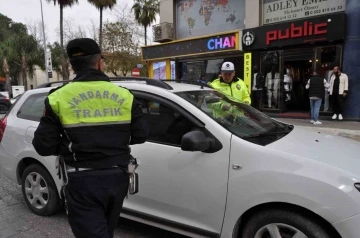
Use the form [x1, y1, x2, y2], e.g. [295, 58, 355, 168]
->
[0, 169, 187, 238]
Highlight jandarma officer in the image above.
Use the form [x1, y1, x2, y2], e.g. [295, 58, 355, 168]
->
[32, 38, 149, 238]
[208, 62, 251, 105]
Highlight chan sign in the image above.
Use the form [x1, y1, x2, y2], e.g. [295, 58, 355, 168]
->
[263, 0, 346, 25]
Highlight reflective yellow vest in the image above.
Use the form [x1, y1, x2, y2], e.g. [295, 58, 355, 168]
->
[208, 77, 251, 105]
[48, 81, 133, 128]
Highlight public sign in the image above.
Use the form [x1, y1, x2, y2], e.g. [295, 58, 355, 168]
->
[242, 13, 345, 50]
[263, 0, 346, 25]
[46, 50, 53, 78]
[244, 53, 252, 94]
[132, 68, 140, 77]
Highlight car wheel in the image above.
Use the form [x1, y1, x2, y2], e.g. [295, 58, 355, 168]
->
[21, 164, 60, 216]
[0, 103, 8, 112]
[241, 209, 331, 238]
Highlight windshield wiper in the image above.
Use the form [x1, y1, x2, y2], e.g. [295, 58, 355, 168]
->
[242, 130, 291, 139]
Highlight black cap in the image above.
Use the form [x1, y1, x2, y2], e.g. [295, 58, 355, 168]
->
[66, 38, 101, 59]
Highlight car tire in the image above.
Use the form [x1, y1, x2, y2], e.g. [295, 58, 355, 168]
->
[0, 103, 8, 113]
[21, 164, 61, 216]
[241, 209, 332, 238]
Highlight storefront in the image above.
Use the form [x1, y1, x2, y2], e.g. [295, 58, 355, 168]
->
[141, 30, 249, 88]
[242, 12, 346, 115]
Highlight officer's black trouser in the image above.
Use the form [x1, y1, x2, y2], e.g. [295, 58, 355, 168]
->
[65, 167, 129, 238]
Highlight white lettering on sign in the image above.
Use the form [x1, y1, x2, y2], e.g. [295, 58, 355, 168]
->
[263, 0, 346, 25]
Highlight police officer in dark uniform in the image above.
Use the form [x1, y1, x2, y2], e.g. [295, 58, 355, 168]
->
[32, 38, 149, 238]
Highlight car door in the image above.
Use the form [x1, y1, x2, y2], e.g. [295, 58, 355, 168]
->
[123, 91, 232, 237]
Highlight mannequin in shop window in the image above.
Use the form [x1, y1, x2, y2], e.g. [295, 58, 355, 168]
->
[265, 66, 280, 108]
[284, 67, 293, 102]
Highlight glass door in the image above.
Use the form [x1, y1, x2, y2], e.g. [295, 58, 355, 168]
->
[259, 50, 283, 112]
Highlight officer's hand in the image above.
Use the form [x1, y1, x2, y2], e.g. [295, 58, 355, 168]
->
[222, 104, 231, 111]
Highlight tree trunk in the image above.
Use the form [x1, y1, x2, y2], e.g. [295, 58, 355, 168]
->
[2, 58, 11, 97]
[144, 26, 147, 46]
[99, 6, 103, 50]
[21, 54, 28, 91]
[60, 4, 69, 80]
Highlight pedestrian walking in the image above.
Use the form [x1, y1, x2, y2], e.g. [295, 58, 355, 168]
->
[328, 66, 349, 121]
[208, 62, 251, 105]
[32, 38, 149, 238]
[306, 70, 330, 124]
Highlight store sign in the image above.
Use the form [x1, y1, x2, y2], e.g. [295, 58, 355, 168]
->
[263, 0, 346, 25]
[266, 20, 327, 45]
[207, 35, 236, 51]
[243, 31, 256, 46]
[243, 13, 345, 50]
[244, 53, 252, 94]
[141, 32, 241, 61]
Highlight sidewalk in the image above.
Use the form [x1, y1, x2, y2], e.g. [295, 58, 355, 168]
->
[276, 118, 360, 141]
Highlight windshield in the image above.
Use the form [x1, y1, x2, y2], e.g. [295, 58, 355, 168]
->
[175, 90, 293, 146]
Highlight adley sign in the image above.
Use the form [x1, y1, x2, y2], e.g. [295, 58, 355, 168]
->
[263, 0, 346, 25]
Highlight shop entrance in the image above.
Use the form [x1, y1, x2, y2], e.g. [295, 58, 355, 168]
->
[284, 59, 313, 112]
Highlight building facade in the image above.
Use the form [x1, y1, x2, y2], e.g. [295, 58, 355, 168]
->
[143, 0, 360, 120]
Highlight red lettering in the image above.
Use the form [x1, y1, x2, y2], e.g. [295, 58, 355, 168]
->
[266, 21, 328, 45]
[314, 23, 328, 34]
[309, 22, 313, 35]
[291, 23, 303, 37]
[266, 31, 277, 45]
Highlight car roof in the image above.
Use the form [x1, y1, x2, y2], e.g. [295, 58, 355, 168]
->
[26, 79, 211, 96]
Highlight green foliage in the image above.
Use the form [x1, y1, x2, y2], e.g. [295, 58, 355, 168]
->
[131, 0, 159, 46]
[102, 21, 142, 76]
[0, 13, 44, 86]
[87, 0, 117, 9]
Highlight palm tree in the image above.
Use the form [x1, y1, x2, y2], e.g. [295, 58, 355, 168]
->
[46, 0, 78, 80]
[0, 41, 13, 96]
[131, 0, 159, 46]
[88, 0, 117, 50]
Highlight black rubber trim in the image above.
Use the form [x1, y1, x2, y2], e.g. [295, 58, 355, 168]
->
[121, 207, 220, 238]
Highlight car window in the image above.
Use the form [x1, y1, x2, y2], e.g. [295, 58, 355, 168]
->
[136, 97, 195, 146]
[175, 90, 293, 146]
[17, 93, 47, 122]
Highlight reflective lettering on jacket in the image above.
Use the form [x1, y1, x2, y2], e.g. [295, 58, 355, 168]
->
[48, 81, 133, 128]
[208, 78, 251, 105]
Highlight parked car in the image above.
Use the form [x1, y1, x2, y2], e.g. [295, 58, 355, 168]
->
[10, 94, 22, 104]
[0, 93, 11, 113]
[0, 78, 360, 238]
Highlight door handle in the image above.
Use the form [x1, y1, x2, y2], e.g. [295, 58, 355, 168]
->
[232, 164, 243, 170]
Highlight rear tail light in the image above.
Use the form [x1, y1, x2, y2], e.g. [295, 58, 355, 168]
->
[0, 116, 7, 142]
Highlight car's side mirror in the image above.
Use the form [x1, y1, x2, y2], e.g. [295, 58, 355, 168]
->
[181, 130, 211, 152]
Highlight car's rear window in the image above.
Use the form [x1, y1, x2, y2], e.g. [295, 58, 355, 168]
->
[17, 93, 48, 122]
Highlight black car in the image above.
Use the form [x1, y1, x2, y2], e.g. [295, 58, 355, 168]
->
[0, 94, 11, 113]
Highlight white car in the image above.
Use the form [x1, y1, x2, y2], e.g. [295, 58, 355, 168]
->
[0, 78, 360, 238]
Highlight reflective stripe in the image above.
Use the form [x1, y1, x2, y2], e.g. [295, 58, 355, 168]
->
[68, 142, 73, 153]
[62, 120, 131, 128]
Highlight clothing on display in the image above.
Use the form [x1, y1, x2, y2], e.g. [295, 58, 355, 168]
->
[266, 71, 280, 108]
[284, 68, 293, 102]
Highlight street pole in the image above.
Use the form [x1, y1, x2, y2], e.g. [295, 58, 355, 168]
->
[40, 0, 49, 83]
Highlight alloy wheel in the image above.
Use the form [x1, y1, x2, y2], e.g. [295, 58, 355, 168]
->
[24, 172, 49, 209]
[254, 223, 307, 238]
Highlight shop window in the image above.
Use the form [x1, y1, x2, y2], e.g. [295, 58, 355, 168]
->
[315, 45, 342, 81]
[153, 61, 166, 80]
[179, 56, 244, 84]
[170, 61, 176, 80]
[260, 51, 281, 110]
